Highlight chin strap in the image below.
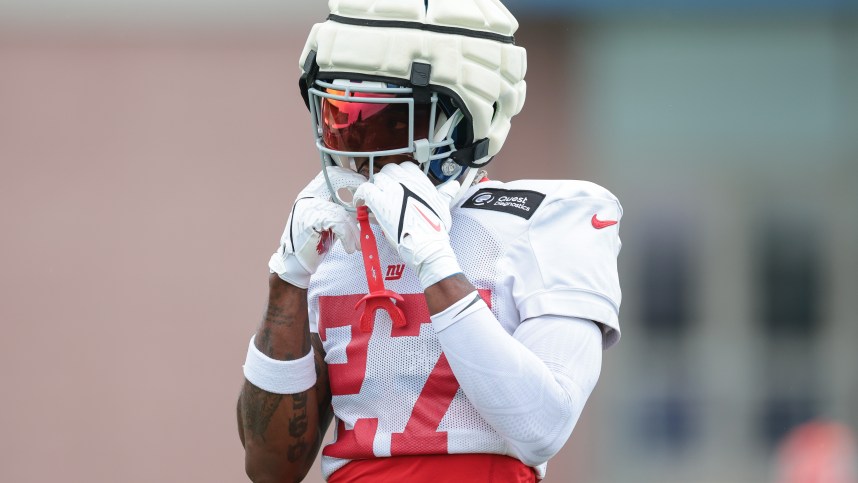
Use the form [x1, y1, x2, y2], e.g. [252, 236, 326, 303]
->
[447, 167, 481, 208]
[354, 205, 406, 332]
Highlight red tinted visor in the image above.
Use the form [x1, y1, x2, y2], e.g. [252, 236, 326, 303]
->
[321, 88, 430, 153]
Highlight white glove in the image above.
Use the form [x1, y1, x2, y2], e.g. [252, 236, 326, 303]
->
[353, 162, 462, 289]
[269, 167, 366, 288]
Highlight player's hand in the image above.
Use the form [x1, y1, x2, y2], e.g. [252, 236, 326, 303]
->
[353, 162, 462, 289]
[269, 167, 366, 289]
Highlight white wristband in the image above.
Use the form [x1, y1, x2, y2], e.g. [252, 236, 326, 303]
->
[243, 335, 317, 394]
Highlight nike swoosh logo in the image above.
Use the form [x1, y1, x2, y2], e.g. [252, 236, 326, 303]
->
[592, 214, 618, 230]
[397, 185, 441, 243]
[414, 205, 442, 232]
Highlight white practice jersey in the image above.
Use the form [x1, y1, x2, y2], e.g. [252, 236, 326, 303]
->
[307, 179, 623, 479]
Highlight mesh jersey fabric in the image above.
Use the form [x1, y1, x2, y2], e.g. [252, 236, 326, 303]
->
[307, 179, 622, 480]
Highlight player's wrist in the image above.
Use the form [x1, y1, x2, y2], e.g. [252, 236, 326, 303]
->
[415, 245, 462, 290]
[428, 289, 487, 332]
[269, 251, 312, 289]
[243, 335, 316, 394]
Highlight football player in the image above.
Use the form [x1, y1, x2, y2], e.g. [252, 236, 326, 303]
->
[237, 1, 623, 482]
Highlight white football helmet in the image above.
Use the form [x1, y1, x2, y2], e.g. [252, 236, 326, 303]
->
[298, 0, 528, 208]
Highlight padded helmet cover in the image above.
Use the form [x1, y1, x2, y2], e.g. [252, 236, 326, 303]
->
[300, 0, 528, 163]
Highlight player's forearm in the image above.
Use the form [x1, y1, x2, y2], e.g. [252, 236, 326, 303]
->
[241, 384, 320, 482]
[253, 274, 313, 360]
[438, 320, 574, 464]
[429, 291, 603, 465]
[237, 397, 246, 448]
[239, 274, 325, 482]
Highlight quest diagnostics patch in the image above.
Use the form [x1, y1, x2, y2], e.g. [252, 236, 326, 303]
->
[461, 188, 546, 220]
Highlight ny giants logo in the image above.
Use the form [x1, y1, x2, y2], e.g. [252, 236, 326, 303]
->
[384, 264, 406, 281]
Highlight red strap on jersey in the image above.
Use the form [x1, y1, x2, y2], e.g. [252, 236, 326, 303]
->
[330, 453, 537, 483]
[354, 205, 406, 332]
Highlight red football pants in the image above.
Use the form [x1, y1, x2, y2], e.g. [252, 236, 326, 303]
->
[329, 453, 537, 482]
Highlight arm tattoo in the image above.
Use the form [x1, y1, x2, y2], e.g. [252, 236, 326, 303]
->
[265, 304, 297, 327]
[287, 439, 309, 463]
[241, 381, 284, 443]
[256, 307, 311, 358]
[287, 393, 310, 462]
[257, 327, 274, 356]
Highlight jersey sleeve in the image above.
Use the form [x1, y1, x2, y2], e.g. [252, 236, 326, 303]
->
[501, 182, 623, 348]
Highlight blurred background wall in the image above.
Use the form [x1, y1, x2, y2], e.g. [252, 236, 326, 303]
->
[1, 1, 856, 482]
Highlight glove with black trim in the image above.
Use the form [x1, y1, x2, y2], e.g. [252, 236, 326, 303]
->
[353, 162, 462, 289]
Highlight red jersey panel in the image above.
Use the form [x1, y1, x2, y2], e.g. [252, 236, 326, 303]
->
[329, 453, 537, 483]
